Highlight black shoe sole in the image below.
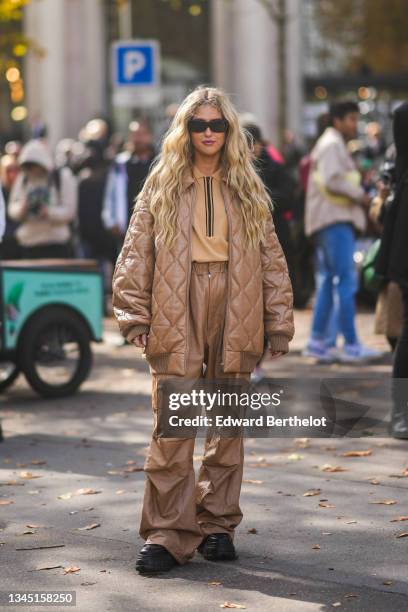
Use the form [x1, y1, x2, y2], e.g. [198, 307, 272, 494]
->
[197, 543, 238, 561]
[135, 560, 177, 574]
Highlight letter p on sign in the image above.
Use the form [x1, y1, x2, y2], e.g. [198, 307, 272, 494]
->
[124, 50, 146, 81]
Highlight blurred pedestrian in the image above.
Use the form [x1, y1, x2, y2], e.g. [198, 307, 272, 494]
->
[369, 156, 403, 352]
[0, 154, 21, 259]
[102, 120, 155, 252]
[243, 123, 293, 258]
[376, 101, 408, 438]
[0, 186, 5, 244]
[77, 141, 115, 259]
[243, 122, 295, 381]
[8, 139, 77, 259]
[303, 100, 380, 363]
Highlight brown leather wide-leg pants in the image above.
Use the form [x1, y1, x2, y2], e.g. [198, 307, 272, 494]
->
[139, 261, 250, 564]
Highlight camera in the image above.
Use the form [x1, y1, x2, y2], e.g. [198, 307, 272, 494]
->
[27, 186, 50, 216]
[380, 159, 396, 186]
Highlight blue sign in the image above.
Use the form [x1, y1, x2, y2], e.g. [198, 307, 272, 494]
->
[113, 41, 159, 87]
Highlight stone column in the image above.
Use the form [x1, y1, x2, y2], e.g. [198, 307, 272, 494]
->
[210, 0, 303, 145]
[24, 0, 106, 148]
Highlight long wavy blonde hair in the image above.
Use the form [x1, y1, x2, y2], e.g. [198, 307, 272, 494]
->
[137, 86, 272, 249]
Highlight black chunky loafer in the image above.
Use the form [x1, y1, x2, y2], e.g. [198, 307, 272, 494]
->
[135, 543, 178, 574]
[197, 533, 238, 561]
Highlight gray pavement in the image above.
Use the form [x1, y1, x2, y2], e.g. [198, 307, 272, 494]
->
[0, 310, 407, 611]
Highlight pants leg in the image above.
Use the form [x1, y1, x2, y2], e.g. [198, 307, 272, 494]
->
[195, 263, 249, 540]
[139, 261, 248, 564]
[311, 228, 335, 340]
[311, 224, 358, 345]
[139, 374, 202, 565]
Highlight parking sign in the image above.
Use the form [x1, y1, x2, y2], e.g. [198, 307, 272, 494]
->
[112, 40, 161, 107]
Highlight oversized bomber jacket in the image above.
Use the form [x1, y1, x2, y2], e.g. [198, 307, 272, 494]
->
[112, 167, 295, 375]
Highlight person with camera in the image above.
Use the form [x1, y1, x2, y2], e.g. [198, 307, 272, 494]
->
[376, 102, 408, 438]
[8, 139, 77, 259]
[369, 152, 403, 353]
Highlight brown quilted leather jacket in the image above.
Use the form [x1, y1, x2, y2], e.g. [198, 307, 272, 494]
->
[112, 168, 294, 375]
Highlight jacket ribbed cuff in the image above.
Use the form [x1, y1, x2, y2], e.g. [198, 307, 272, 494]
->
[266, 334, 290, 354]
[126, 325, 150, 343]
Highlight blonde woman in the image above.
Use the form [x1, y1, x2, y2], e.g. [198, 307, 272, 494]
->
[112, 86, 294, 574]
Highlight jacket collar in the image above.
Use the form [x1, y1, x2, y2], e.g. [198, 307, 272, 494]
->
[181, 164, 227, 192]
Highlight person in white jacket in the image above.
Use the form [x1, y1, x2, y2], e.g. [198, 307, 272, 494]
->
[0, 188, 5, 244]
[8, 139, 77, 259]
[303, 101, 381, 363]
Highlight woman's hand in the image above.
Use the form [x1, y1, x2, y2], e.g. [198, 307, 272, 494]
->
[131, 333, 148, 349]
[269, 349, 285, 359]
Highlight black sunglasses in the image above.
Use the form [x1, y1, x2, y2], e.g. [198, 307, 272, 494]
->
[188, 119, 229, 133]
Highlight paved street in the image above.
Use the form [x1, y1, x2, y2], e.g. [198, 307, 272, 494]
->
[0, 309, 407, 611]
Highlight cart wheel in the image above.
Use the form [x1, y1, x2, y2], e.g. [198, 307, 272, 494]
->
[0, 363, 20, 392]
[18, 306, 92, 398]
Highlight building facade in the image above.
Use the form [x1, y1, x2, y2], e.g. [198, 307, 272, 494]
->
[19, 0, 303, 148]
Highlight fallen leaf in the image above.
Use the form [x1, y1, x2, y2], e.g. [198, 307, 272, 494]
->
[0, 480, 24, 486]
[123, 466, 144, 473]
[396, 532, 408, 538]
[31, 460, 47, 465]
[243, 479, 263, 484]
[319, 502, 336, 508]
[369, 479, 380, 485]
[220, 603, 246, 609]
[295, 438, 310, 448]
[390, 516, 408, 522]
[247, 528, 258, 534]
[116, 490, 126, 495]
[344, 594, 359, 598]
[341, 450, 372, 457]
[209, 581, 222, 586]
[58, 493, 72, 500]
[321, 465, 349, 473]
[77, 523, 100, 531]
[16, 463, 28, 468]
[312, 544, 320, 549]
[388, 468, 408, 478]
[332, 603, 342, 608]
[107, 470, 120, 475]
[303, 489, 321, 497]
[345, 520, 357, 524]
[370, 500, 397, 505]
[35, 565, 63, 571]
[81, 582, 97, 586]
[26, 524, 40, 529]
[0, 500, 14, 505]
[322, 532, 332, 535]
[63, 566, 81, 574]
[383, 580, 393, 585]
[18, 472, 41, 480]
[287, 454, 304, 461]
[75, 488, 102, 496]
[21, 530, 35, 535]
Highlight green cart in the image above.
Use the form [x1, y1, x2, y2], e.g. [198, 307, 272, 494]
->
[0, 259, 103, 398]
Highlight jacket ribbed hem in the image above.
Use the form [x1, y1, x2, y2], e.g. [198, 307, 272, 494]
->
[127, 325, 150, 343]
[266, 334, 290, 354]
